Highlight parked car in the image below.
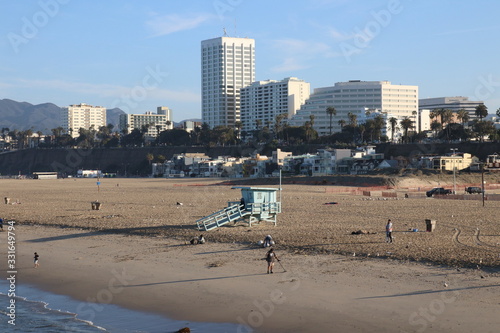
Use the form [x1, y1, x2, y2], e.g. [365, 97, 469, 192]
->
[426, 187, 452, 197]
[465, 186, 484, 194]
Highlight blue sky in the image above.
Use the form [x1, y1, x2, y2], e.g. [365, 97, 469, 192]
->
[1, 0, 500, 122]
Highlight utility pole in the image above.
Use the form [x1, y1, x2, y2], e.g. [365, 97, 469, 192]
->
[481, 163, 485, 207]
[450, 148, 458, 194]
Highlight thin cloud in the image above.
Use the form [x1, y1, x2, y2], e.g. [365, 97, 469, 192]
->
[327, 27, 354, 41]
[435, 26, 500, 36]
[271, 38, 341, 72]
[274, 38, 339, 57]
[272, 58, 309, 73]
[308, 0, 351, 8]
[9, 79, 199, 103]
[146, 13, 214, 37]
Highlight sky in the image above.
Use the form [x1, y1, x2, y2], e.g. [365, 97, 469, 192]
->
[1, 0, 500, 122]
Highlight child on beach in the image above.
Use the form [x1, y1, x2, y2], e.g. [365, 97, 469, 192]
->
[34, 252, 39, 268]
[266, 248, 280, 274]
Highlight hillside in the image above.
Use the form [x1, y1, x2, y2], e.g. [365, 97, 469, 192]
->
[0, 99, 125, 133]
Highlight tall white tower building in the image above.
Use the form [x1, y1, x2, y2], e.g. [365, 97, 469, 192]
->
[201, 36, 255, 128]
[61, 103, 106, 138]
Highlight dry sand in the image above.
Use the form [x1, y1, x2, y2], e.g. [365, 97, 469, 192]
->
[1, 178, 499, 332]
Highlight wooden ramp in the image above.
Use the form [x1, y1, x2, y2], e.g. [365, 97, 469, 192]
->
[196, 204, 250, 231]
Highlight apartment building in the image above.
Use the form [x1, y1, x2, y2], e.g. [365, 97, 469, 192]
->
[291, 80, 419, 136]
[119, 107, 173, 138]
[240, 77, 310, 134]
[61, 103, 106, 138]
[201, 36, 255, 128]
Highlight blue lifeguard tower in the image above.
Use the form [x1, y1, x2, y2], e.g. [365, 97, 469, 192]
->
[196, 187, 282, 231]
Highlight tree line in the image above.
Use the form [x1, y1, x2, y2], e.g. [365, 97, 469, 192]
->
[1, 104, 499, 150]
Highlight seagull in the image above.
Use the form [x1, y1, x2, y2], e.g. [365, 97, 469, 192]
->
[444, 282, 448, 288]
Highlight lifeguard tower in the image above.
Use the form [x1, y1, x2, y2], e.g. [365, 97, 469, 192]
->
[196, 187, 281, 231]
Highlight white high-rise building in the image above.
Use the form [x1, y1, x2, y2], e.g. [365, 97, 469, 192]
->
[291, 80, 418, 136]
[240, 77, 310, 134]
[201, 36, 255, 128]
[119, 108, 173, 138]
[61, 103, 106, 138]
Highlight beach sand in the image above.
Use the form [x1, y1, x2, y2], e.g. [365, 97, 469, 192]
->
[1, 178, 499, 332]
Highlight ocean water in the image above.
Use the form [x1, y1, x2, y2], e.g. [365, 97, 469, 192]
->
[0, 280, 249, 332]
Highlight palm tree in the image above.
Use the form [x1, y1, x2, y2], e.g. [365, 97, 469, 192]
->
[255, 119, 262, 130]
[430, 120, 441, 138]
[475, 104, 488, 120]
[347, 112, 357, 127]
[146, 153, 154, 165]
[309, 114, 315, 129]
[372, 115, 384, 142]
[429, 109, 441, 122]
[51, 127, 64, 138]
[358, 124, 366, 143]
[400, 117, 414, 143]
[273, 114, 285, 140]
[441, 109, 454, 141]
[389, 117, 398, 143]
[338, 119, 346, 129]
[457, 109, 469, 127]
[325, 106, 336, 135]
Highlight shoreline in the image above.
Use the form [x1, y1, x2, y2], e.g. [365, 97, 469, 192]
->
[0, 279, 243, 333]
[2, 224, 499, 333]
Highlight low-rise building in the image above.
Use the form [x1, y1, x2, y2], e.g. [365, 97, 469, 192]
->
[432, 153, 477, 171]
[419, 96, 484, 123]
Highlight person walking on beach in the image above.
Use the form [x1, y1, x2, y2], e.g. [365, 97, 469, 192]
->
[386, 219, 393, 243]
[34, 252, 39, 268]
[0, 218, 3, 231]
[266, 248, 280, 274]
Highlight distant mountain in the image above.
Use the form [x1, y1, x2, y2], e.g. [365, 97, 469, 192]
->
[0, 99, 126, 134]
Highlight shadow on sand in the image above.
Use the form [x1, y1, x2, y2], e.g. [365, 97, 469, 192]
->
[357, 284, 500, 299]
[25, 225, 191, 243]
[123, 273, 274, 288]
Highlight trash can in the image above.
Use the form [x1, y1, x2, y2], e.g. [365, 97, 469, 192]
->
[91, 201, 101, 210]
[425, 219, 436, 232]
